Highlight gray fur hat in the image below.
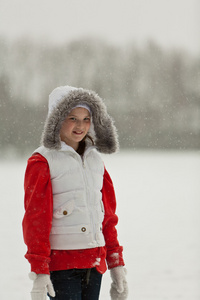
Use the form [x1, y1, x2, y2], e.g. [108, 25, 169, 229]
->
[41, 86, 119, 154]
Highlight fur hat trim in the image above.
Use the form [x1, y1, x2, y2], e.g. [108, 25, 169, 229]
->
[41, 86, 119, 154]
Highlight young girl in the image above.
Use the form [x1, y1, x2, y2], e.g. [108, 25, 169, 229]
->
[22, 86, 128, 300]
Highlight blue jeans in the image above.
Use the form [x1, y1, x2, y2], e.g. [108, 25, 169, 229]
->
[48, 268, 102, 300]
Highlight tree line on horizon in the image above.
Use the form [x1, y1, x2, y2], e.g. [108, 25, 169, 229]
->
[0, 36, 200, 157]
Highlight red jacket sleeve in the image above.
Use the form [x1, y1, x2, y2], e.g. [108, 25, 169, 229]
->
[102, 168, 125, 269]
[22, 153, 53, 274]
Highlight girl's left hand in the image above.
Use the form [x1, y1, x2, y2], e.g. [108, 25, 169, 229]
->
[110, 266, 128, 300]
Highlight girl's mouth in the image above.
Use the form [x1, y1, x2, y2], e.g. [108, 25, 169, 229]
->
[73, 131, 83, 135]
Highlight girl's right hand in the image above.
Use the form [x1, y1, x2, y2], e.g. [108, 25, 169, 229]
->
[29, 272, 55, 300]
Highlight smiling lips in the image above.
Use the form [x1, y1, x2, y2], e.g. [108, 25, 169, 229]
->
[73, 131, 84, 135]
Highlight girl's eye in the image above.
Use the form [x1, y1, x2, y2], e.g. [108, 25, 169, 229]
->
[84, 118, 90, 121]
[70, 117, 76, 121]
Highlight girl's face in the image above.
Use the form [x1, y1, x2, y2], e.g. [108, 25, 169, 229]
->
[60, 107, 91, 150]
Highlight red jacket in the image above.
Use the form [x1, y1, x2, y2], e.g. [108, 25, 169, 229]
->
[22, 153, 124, 275]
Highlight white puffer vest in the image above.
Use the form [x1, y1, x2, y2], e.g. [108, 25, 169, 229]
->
[34, 142, 105, 250]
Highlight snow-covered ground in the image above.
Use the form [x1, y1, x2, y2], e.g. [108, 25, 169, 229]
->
[1, 151, 200, 300]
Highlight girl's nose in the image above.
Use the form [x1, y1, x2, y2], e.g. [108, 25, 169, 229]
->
[76, 120, 83, 128]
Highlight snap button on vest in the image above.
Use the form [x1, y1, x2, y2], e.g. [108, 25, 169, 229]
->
[81, 227, 86, 232]
[63, 210, 68, 215]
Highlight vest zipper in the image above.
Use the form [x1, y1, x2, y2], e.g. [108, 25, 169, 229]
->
[82, 159, 85, 168]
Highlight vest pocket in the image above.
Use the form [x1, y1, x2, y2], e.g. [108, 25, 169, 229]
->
[97, 199, 105, 223]
[50, 224, 90, 234]
[100, 199, 105, 213]
[53, 200, 75, 219]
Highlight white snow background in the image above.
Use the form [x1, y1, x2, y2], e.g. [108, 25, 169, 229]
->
[0, 151, 200, 299]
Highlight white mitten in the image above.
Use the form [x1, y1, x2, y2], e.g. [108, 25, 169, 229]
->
[110, 266, 128, 300]
[29, 272, 55, 300]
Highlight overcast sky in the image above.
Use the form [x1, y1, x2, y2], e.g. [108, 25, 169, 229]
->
[0, 0, 200, 54]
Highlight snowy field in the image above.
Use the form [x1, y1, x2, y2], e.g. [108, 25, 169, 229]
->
[0, 151, 200, 300]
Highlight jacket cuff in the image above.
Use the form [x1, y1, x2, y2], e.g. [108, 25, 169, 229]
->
[30, 260, 50, 275]
[106, 247, 125, 269]
[25, 254, 50, 275]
